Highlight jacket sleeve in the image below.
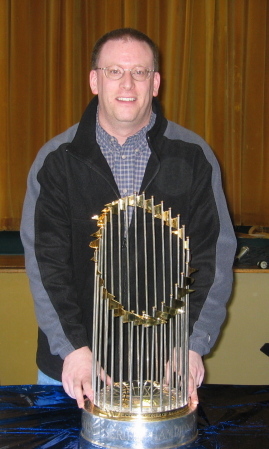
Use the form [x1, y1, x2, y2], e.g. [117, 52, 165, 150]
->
[188, 146, 236, 357]
[165, 121, 237, 357]
[20, 124, 82, 360]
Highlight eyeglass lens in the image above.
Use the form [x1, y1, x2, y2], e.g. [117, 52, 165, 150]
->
[103, 66, 152, 81]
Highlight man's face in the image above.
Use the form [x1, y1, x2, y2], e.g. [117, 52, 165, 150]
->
[89, 39, 160, 138]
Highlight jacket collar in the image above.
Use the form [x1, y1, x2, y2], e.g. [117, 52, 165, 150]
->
[69, 96, 166, 154]
[67, 95, 167, 194]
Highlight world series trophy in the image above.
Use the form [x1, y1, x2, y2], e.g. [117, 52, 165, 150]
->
[80, 193, 197, 449]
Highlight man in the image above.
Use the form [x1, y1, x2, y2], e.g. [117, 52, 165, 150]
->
[21, 28, 236, 409]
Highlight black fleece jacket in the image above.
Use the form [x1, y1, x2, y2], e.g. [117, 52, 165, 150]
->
[21, 96, 236, 381]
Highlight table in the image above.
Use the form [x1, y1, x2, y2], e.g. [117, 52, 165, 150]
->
[0, 384, 268, 448]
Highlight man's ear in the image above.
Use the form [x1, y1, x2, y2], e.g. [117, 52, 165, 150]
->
[89, 70, 98, 95]
[153, 72, 161, 97]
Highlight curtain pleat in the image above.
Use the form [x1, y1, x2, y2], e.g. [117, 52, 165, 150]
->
[0, 0, 9, 229]
[0, 0, 268, 230]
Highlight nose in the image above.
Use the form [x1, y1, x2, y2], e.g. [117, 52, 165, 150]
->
[119, 70, 135, 89]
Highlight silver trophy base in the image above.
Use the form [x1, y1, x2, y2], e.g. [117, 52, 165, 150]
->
[80, 383, 197, 449]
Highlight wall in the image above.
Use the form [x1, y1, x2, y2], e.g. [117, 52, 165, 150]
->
[204, 271, 269, 385]
[0, 271, 37, 385]
[0, 271, 268, 385]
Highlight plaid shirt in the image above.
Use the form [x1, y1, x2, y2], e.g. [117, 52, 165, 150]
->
[96, 112, 156, 198]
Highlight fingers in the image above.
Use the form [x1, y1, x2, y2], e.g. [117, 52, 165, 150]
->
[62, 346, 94, 408]
[188, 350, 205, 405]
[99, 364, 111, 386]
[165, 360, 170, 385]
[190, 386, 199, 405]
[82, 380, 95, 403]
[74, 379, 91, 408]
[189, 350, 205, 386]
[62, 346, 111, 408]
[188, 372, 199, 405]
[62, 376, 94, 408]
[62, 372, 92, 408]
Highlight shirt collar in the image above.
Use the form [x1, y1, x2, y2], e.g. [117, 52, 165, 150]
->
[96, 109, 156, 152]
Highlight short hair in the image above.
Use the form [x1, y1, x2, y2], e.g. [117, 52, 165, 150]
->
[91, 28, 159, 71]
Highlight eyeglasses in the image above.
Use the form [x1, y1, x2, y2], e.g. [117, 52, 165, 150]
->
[96, 65, 155, 81]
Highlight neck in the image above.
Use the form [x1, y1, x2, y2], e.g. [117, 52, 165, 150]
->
[97, 111, 152, 145]
[100, 120, 150, 145]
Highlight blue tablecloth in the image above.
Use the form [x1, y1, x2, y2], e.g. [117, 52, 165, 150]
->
[0, 384, 268, 448]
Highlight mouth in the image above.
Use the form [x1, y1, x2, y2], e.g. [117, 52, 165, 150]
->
[117, 97, 136, 102]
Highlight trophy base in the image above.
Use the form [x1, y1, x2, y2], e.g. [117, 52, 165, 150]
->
[80, 386, 197, 449]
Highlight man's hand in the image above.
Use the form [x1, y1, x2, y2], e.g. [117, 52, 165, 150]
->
[62, 346, 94, 408]
[188, 350, 205, 405]
[165, 349, 205, 405]
[62, 346, 110, 408]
